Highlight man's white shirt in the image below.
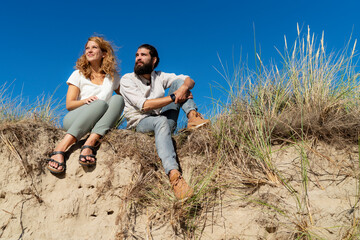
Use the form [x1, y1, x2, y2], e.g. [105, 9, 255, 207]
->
[120, 71, 188, 128]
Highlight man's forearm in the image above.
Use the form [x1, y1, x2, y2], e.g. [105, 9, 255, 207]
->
[141, 77, 195, 111]
[142, 96, 173, 112]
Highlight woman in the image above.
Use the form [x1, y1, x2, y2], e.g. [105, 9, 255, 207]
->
[47, 36, 124, 174]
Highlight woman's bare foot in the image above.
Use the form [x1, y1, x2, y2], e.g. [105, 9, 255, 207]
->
[47, 134, 76, 174]
[79, 133, 101, 165]
[79, 145, 96, 165]
[47, 151, 66, 173]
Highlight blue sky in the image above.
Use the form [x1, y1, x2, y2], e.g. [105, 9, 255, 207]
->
[1, 0, 360, 124]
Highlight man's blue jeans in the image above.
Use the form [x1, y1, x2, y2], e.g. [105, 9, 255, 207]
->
[136, 79, 197, 174]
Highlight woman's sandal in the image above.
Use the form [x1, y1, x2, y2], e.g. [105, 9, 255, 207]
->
[46, 151, 66, 174]
[79, 145, 97, 166]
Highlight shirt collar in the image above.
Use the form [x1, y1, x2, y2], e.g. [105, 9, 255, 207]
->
[136, 71, 156, 86]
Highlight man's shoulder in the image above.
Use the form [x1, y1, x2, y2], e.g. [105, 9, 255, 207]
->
[120, 72, 137, 83]
[121, 72, 136, 79]
[153, 71, 176, 79]
[154, 71, 181, 77]
[154, 70, 166, 76]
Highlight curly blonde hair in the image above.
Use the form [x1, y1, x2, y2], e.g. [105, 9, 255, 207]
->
[76, 36, 119, 80]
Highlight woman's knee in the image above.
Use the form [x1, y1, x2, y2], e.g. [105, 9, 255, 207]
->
[110, 94, 124, 102]
[109, 94, 125, 108]
[90, 99, 109, 114]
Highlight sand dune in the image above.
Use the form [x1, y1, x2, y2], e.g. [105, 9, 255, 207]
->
[0, 121, 358, 239]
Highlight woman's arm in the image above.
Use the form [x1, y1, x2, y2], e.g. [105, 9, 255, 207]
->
[66, 84, 98, 111]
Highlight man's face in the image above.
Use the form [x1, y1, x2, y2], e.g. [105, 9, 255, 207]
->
[134, 48, 154, 75]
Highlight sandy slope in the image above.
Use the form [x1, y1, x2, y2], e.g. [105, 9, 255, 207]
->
[0, 124, 135, 239]
[0, 121, 359, 239]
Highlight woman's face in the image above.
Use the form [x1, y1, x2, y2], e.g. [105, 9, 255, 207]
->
[85, 41, 104, 65]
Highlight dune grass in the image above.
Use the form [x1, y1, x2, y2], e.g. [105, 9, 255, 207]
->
[201, 25, 360, 238]
[212, 25, 359, 174]
[0, 82, 63, 125]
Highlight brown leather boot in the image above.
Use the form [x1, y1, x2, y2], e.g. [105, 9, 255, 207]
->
[187, 111, 210, 130]
[169, 169, 193, 200]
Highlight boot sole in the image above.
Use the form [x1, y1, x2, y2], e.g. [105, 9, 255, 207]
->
[187, 121, 210, 130]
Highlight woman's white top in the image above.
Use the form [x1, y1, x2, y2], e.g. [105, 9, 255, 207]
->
[66, 70, 120, 101]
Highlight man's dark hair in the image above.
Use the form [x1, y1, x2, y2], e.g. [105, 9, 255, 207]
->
[138, 44, 160, 69]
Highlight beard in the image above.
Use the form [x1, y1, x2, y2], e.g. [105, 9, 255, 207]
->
[134, 60, 153, 75]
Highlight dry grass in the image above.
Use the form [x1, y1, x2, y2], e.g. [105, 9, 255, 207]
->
[100, 129, 221, 239]
[0, 82, 63, 125]
[206, 25, 360, 182]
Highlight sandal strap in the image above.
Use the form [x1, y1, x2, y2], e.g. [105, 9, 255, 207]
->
[46, 159, 66, 168]
[79, 154, 97, 166]
[81, 145, 97, 153]
[50, 151, 65, 157]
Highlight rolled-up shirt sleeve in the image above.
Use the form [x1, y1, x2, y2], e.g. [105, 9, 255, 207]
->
[120, 75, 147, 110]
[160, 72, 189, 89]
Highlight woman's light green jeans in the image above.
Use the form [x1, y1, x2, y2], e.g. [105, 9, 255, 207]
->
[63, 95, 124, 140]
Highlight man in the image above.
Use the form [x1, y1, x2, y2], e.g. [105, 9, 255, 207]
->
[120, 44, 209, 200]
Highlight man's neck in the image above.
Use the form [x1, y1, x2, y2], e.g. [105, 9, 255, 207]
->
[141, 73, 151, 80]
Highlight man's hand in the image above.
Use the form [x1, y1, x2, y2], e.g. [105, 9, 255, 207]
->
[173, 85, 193, 104]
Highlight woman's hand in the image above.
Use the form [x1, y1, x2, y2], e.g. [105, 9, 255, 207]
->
[83, 96, 99, 104]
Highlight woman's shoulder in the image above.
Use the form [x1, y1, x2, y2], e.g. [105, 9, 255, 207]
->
[104, 72, 120, 82]
[72, 69, 85, 77]
[70, 70, 89, 80]
[68, 69, 80, 78]
[67, 70, 88, 85]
